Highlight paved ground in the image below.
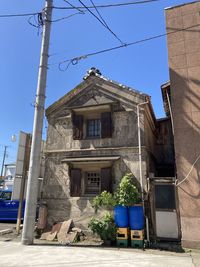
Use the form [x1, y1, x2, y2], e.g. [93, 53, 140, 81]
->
[0, 222, 16, 231]
[0, 241, 196, 267]
[0, 222, 199, 267]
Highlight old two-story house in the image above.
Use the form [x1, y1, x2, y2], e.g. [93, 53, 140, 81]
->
[41, 68, 175, 235]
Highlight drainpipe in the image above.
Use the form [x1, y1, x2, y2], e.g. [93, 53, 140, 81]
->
[166, 91, 174, 136]
[137, 100, 149, 244]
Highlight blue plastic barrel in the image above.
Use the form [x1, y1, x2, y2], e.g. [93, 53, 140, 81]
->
[129, 205, 144, 230]
[114, 205, 129, 227]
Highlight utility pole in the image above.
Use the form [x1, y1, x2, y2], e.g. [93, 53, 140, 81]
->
[22, 0, 53, 245]
[0, 146, 7, 179]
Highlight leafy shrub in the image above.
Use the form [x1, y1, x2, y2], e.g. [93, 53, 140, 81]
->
[115, 173, 140, 206]
[92, 191, 116, 213]
[88, 213, 116, 241]
[92, 174, 140, 212]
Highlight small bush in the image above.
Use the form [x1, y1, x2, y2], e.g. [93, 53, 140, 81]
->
[88, 213, 116, 242]
[115, 173, 140, 206]
[92, 191, 116, 213]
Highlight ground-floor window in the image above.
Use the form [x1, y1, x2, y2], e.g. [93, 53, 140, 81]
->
[70, 167, 112, 197]
[155, 184, 176, 210]
[85, 171, 100, 195]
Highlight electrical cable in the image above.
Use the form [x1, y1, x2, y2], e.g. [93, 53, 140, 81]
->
[27, 12, 44, 35]
[28, 13, 43, 28]
[78, 0, 124, 45]
[58, 23, 200, 71]
[0, 12, 39, 18]
[89, 0, 125, 45]
[54, 0, 163, 10]
[175, 154, 200, 187]
[50, 12, 83, 22]
[89, 0, 111, 28]
[0, 0, 163, 18]
[63, 0, 85, 14]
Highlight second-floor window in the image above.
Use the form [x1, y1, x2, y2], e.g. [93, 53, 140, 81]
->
[87, 119, 101, 138]
[72, 111, 112, 140]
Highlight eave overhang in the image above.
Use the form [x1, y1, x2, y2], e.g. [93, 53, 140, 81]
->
[61, 155, 120, 163]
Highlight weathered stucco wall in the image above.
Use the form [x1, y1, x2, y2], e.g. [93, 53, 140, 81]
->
[46, 110, 141, 151]
[166, 1, 200, 248]
[42, 147, 147, 228]
[42, 76, 155, 229]
[43, 107, 149, 228]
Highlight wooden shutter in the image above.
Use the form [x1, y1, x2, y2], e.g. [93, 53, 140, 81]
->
[101, 167, 112, 193]
[101, 112, 112, 138]
[70, 169, 82, 197]
[72, 113, 83, 140]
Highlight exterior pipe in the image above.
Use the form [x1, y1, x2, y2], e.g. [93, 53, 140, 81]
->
[166, 91, 174, 136]
[146, 216, 150, 244]
[137, 100, 149, 244]
[137, 101, 148, 207]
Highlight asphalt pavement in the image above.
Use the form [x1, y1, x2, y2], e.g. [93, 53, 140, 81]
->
[0, 222, 199, 267]
[0, 222, 16, 231]
[0, 241, 197, 267]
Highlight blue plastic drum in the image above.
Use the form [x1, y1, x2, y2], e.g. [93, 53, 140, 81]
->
[129, 205, 144, 230]
[114, 205, 129, 227]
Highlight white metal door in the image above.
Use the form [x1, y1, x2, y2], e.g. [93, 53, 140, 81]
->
[156, 211, 179, 239]
[154, 182, 179, 240]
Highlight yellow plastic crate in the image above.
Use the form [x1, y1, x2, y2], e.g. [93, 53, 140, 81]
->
[130, 230, 144, 240]
[116, 228, 129, 240]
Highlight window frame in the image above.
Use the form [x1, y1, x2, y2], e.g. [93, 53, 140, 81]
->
[86, 118, 101, 139]
[84, 171, 101, 195]
[70, 164, 112, 197]
[72, 107, 112, 140]
[154, 183, 176, 211]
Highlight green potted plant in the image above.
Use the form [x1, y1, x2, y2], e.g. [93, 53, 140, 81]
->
[90, 173, 143, 242]
[115, 173, 140, 206]
[92, 191, 116, 213]
[88, 212, 116, 245]
[114, 173, 141, 228]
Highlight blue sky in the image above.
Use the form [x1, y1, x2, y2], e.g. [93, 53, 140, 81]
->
[0, 0, 193, 169]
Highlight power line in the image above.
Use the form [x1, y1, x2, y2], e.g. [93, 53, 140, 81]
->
[50, 12, 83, 22]
[0, 0, 163, 19]
[78, 0, 124, 45]
[58, 23, 200, 71]
[89, 0, 110, 28]
[90, 0, 125, 45]
[54, 0, 163, 10]
[28, 13, 43, 28]
[0, 12, 39, 18]
[63, 0, 85, 14]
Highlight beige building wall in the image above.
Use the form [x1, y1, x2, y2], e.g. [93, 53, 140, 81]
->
[165, 1, 200, 248]
[43, 108, 148, 228]
[42, 147, 147, 228]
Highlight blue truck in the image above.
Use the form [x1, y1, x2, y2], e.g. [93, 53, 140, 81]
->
[0, 190, 25, 221]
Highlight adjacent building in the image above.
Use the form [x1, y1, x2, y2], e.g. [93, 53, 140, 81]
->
[3, 163, 16, 190]
[165, 1, 200, 248]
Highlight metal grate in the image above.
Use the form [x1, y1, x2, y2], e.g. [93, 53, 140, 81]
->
[85, 172, 100, 194]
